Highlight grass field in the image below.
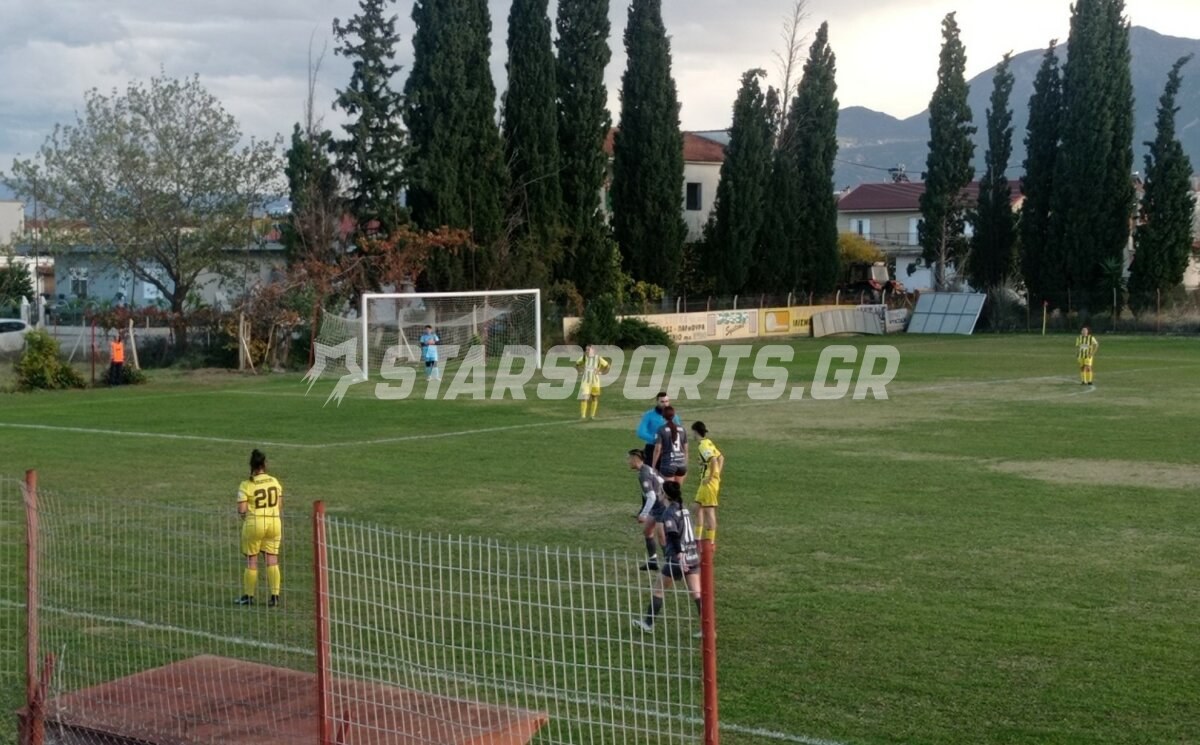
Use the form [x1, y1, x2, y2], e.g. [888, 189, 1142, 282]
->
[3, 334, 1200, 745]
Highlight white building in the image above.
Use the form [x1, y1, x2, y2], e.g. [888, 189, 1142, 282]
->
[602, 130, 726, 243]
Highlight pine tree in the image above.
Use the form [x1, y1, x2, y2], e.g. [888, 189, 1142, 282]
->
[283, 123, 340, 264]
[1050, 0, 1135, 311]
[332, 0, 407, 235]
[503, 0, 562, 288]
[1129, 55, 1195, 311]
[404, 0, 508, 289]
[703, 69, 773, 295]
[1019, 42, 1064, 307]
[555, 0, 614, 299]
[611, 0, 685, 291]
[789, 22, 840, 294]
[919, 12, 976, 290]
[968, 53, 1016, 293]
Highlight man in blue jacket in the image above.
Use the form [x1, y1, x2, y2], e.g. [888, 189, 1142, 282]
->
[637, 392, 681, 467]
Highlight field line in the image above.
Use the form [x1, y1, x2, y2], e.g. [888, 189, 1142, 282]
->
[0, 598, 848, 745]
[0, 422, 306, 449]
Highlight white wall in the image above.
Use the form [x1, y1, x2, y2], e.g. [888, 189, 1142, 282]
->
[681, 162, 721, 243]
[0, 201, 24, 247]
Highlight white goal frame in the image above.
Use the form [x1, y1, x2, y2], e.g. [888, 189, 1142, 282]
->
[359, 289, 542, 378]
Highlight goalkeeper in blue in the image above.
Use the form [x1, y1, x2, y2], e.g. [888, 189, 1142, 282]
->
[419, 325, 441, 380]
[632, 481, 702, 636]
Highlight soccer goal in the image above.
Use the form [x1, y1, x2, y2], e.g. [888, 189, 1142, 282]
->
[357, 289, 541, 378]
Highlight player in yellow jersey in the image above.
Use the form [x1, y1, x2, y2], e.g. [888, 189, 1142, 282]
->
[236, 449, 283, 607]
[1075, 326, 1099, 386]
[690, 422, 724, 545]
[575, 345, 611, 419]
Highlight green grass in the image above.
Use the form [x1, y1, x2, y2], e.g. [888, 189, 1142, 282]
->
[3, 334, 1200, 745]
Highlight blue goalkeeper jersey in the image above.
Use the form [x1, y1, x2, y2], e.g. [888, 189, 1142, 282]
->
[419, 331, 440, 361]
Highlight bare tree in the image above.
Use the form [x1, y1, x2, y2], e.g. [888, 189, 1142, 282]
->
[771, 0, 809, 144]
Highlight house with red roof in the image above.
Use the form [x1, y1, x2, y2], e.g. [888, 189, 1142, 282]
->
[836, 180, 1023, 292]
[602, 130, 726, 242]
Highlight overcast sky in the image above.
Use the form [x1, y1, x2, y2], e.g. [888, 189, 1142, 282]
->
[0, 0, 1197, 170]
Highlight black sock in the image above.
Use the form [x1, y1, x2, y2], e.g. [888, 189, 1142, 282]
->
[644, 537, 657, 561]
[645, 595, 663, 624]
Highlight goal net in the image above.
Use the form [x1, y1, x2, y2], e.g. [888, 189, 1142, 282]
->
[314, 290, 541, 380]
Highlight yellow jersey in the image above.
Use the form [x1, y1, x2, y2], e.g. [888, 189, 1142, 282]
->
[576, 354, 611, 388]
[697, 437, 723, 485]
[1075, 334, 1098, 362]
[238, 473, 283, 518]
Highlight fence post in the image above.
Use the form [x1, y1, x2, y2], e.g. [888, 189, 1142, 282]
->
[23, 469, 43, 745]
[313, 501, 333, 745]
[732, 295, 738, 311]
[701, 539, 719, 745]
[1156, 289, 1161, 333]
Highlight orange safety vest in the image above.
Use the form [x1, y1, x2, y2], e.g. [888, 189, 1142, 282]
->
[111, 340, 125, 364]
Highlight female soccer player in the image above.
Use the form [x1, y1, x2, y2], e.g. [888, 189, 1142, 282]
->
[575, 345, 611, 419]
[236, 449, 283, 607]
[633, 481, 701, 635]
[691, 421, 724, 545]
[420, 325, 441, 380]
[629, 448, 666, 571]
[1076, 326, 1099, 386]
[652, 406, 688, 483]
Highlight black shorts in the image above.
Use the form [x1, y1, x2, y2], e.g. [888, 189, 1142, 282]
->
[661, 561, 697, 580]
[660, 463, 687, 478]
[643, 443, 656, 464]
[649, 502, 666, 522]
[424, 359, 436, 368]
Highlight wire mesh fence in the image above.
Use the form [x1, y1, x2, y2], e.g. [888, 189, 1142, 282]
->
[0, 476, 27, 745]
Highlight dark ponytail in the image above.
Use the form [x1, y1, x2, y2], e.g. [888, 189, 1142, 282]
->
[663, 406, 679, 440]
[663, 480, 682, 503]
[250, 449, 267, 474]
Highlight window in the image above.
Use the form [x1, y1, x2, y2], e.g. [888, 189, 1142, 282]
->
[685, 183, 703, 212]
[68, 267, 88, 298]
[909, 217, 922, 246]
[0, 321, 25, 333]
[853, 218, 871, 238]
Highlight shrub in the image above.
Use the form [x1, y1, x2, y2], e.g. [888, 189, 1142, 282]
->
[615, 317, 673, 348]
[570, 295, 622, 347]
[14, 330, 86, 391]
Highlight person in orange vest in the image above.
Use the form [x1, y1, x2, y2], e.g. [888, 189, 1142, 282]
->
[109, 332, 126, 386]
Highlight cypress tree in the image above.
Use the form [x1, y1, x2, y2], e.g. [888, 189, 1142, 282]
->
[404, 0, 508, 289]
[332, 0, 407, 234]
[283, 123, 340, 264]
[919, 12, 976, 290]
[1020, 42, 1064, 307]
[789, 22, 840, 294]
[555, 0, 614, 298]
[703, 68, 773, 295]
[503, 0, 563, 288]
[968, 53, 1017, 293]
[755, 86, 796, 294]
[611, 0, 685, 291]
[1129, 55, 1195, 311]
[1051, 0, 1135, 310]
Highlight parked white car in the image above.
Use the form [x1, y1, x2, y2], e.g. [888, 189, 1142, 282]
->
[0, 318, 31, 353]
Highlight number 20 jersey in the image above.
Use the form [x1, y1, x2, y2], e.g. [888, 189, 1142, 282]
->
[237, 474, 284, 518]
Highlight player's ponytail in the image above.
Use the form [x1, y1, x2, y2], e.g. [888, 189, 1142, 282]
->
[663, 481, 682, 504]
[664, 406, 679, 440]
[250, 449, 267, 474]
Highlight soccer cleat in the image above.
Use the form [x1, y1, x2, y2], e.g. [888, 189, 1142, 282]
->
[632, 618, 654, 633]
[638, 561, 659, 572]
[235, 595, 255, 606]
[268, 595, 280, 608]
[693, 629, 704, 639]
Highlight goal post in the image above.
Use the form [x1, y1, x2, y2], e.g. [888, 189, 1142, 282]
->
[358, 289, 542, 379]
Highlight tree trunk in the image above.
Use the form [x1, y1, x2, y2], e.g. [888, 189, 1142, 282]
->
[170, 294, 188, 355]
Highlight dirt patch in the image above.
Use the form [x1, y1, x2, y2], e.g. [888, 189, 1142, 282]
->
[988, 458, 1200, 490]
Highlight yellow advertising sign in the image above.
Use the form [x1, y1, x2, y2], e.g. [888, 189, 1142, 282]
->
[563, 305, 845, 343]
[758, 305, 844, 335]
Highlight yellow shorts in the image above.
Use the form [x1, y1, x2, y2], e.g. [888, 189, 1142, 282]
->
[241, 515, 282, 556]
[578, 384, 601, 399]
[1080, 358, 1094, 368]
[695, 482, 720, 507]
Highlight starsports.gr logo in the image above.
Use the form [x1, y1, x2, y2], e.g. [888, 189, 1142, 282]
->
[305, 343, 901, 406]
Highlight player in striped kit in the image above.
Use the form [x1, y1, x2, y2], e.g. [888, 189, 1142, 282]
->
[575, 345, 611, 419]
[633, 481, 702, 636]
[1076, 326, 1099, 386]
[629, 449, 666, 571]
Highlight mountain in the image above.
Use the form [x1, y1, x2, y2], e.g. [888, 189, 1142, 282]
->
[835, 26, 1200, 189]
